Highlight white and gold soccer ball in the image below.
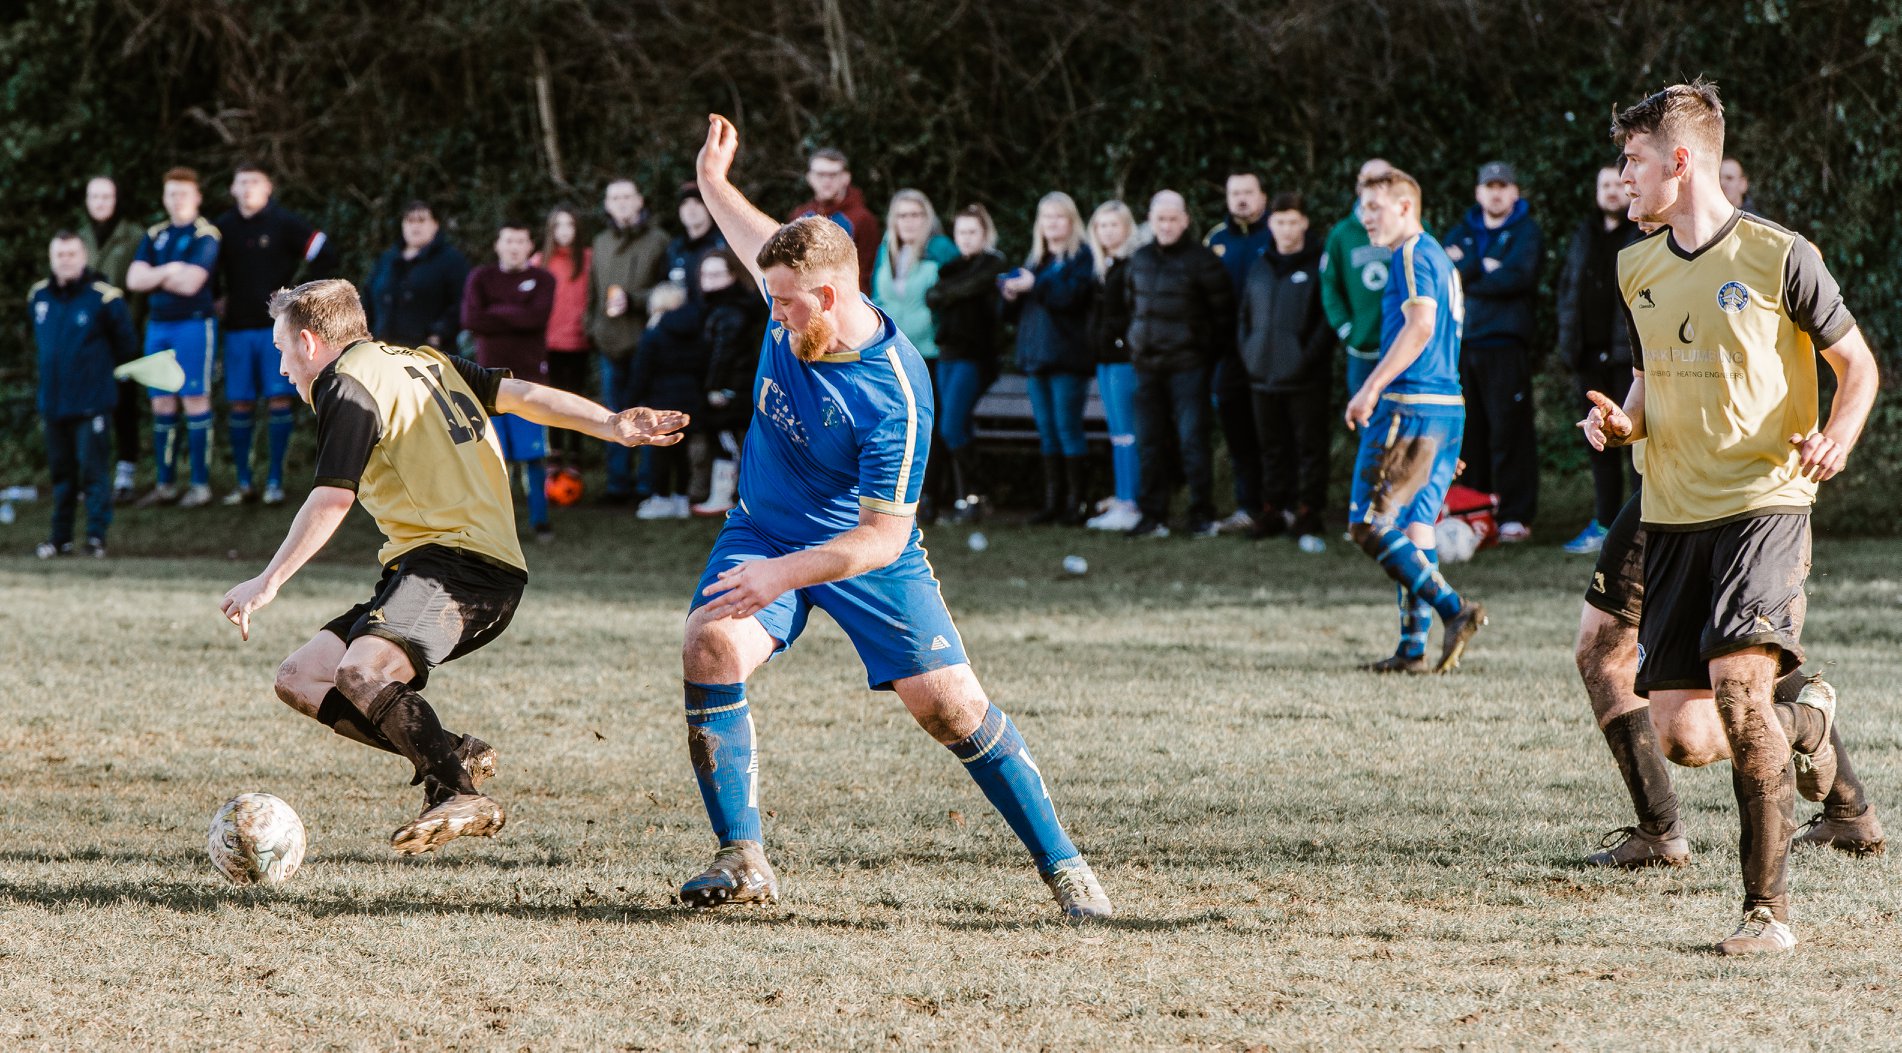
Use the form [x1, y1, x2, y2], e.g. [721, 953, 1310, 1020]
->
[1433, 516, 1481, 564]
[207, 793, 306, 886]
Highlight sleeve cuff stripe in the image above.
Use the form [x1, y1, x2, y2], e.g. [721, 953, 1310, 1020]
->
[1403, 296, 1436, 308]
[313, 477, 359, 492]
[860, 498, 917, 516]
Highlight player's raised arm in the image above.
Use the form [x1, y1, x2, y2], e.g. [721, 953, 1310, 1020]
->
[695, 114, 779, 286]
[493, 376, 688, 447]
[220, 485, 356, 640]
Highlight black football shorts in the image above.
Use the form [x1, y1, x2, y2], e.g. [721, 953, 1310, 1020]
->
[1584, 491, 1646, 627]
[321, 544, 527, 689]
[1633, 513, 1809, 696]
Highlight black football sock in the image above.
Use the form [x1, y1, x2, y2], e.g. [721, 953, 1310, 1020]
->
[1770, 670, 1825, 753]
[315, 689, 401, 756]
[1821, 724, 1872, 821]
[1600, 709, 1681, 837]
[1732, 760, 1796, 922]
[364, 682, 477, 796]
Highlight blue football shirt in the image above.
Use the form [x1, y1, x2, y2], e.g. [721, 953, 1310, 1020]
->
[734, 300, 932, 548]
[134, 217, 221, 321]
[1378, 231, 1464, 397]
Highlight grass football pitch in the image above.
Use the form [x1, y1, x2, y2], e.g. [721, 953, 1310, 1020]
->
[1, 502, 1898, 1050]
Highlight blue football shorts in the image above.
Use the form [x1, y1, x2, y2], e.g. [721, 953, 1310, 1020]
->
[1348, 395, 1465, 531]
[144, 317, 216, 398]
[689, 511, 969, 690]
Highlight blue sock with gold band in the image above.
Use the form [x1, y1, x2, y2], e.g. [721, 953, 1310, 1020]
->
[946, 704, 1079, 874]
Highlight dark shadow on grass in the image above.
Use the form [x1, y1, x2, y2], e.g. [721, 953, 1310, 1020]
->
[0, 846, 572, 872]
[933, 908, 1242, 934]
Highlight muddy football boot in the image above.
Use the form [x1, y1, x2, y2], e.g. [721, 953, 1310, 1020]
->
[1793, 808, 1886, 857]
[1043, 858, 1113, 919]
[1434, 601, 1487, 674]
[1716, 906, 1796, 956]
[1789, 676, 1837, 803]
[455, 734, 499, 789]
[1584, 825, 1691, 869]
[679, 840, 780, 909]
[390, 783, 507, 855]
[1363, 651, 1431, 674]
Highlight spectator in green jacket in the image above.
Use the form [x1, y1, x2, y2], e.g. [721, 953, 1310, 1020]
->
[588, 177, 670, 502]
[77, 175, 146, 500]
[1320, 157, 1393, 396]
[872, 189, 960, 520]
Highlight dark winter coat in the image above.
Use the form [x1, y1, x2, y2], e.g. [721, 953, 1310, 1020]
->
[1124, 238, 1234, 373]
[1555, 214, 1640, 370]
[625, 302, 708, 414]
[700, 283, 766, 430]
[1005, 246, 1096, 376]
[1087, 256, 1133, 365]
[365, 234, 470, 349]
[924, 249, 1008, 367]
[1237, 236, 1332, 393]
[31, 269, 137, 420]
[1441, 200, 1544, 349]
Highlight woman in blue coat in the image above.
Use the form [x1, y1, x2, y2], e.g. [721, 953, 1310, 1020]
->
[1003, 192, 1095, 524]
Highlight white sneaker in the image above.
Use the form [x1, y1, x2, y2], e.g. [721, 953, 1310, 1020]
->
[177, 484, 215, 509]
[1716, 906, 1796, 955]
[1498, 521, 1531, 543]
[113, 461, 136, 495]
[1216, 509, 1258, 535]
[262, 484, 286, 506]
[634, 495, 673, 520]
[670, 494, 692, 518]
[1086, 499, 1141, 532]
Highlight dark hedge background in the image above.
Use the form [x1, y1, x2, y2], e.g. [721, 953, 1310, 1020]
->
[3, 0, 1898, 525]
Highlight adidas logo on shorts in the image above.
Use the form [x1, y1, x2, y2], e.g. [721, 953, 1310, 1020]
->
[929, 635, 950, 651]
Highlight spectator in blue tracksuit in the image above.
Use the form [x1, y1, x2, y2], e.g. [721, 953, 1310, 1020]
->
[1003, 192, 1096, 525]
[30, 233, 136, 558]
[1442, 161, 1545, 541]
[1203, 171, 1274, 533]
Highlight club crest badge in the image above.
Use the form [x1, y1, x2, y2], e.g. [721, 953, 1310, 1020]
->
[1717, 281, 1749, 314]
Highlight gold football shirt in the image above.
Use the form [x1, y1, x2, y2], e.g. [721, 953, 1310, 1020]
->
[312, 340, 526, 571]
[1617, 212, 1855, 529]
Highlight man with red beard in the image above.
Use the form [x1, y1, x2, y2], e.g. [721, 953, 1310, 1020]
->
[670, 115, 1110, 920]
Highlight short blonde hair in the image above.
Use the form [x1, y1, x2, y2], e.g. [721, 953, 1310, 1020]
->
[268, 279, 371, 346]
[1358, 168, 1423, 211]
[758, 216, 858, 287]
[1027, 191, 1085, 268]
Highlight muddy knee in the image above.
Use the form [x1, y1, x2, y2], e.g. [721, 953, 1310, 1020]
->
[1348, 522, 1378, 553]
[272, 658, 309, 709]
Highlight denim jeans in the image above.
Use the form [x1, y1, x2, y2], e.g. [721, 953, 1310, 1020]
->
[45, 413, 114, 544]
[1132, 365, 1212, 524]
[599, 354, 656, 496]
[936, 359, 987, 451]
[1095, 363, 1138, 503]
[1024, 370, 1089, 457]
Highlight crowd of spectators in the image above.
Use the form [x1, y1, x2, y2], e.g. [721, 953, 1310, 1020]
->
[25, 146, 1764, 558]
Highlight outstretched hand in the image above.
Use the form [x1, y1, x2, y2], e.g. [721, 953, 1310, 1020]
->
[610, 407, 690, 447]
[219, 576, 277, 641]
[1577, 389, 1632, 452]
[697, 114, 739, 187]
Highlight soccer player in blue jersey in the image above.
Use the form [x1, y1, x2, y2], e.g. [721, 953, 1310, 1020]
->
[126, 166, 220, 505]
[1343, 169, 1486, 674]
[126, 167, 222, 507]
[673, 115, 1110, 919]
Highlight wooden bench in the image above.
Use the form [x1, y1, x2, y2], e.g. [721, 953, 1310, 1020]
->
[969, 372, 1112, 446]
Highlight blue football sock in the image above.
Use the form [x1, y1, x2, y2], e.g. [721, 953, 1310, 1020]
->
[228, 410, 255, 490]
[266, 406, 295, 487]
[684, 681, 761, 843]
[186, 411, 213, 487]
[1397, 582, 1429, 660]
[153, 412, 179, 486]
[524, 459, 549, 528]
[947, 704, 1080, 874]
[1370, 527, 1463, 621]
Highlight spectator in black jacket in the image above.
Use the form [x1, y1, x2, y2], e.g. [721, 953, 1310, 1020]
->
[925, 204, 1009, 522]
[1237, 192, 1332, 549]
[668, 182, 727, 300]
[1442, 161, 1545, 542]
[1555, 165, 1642, 555]
[1123, 190, 1233, 538]
[215, 163, 338, 506]
[626, 282, 704, 519]
[1083, 199, 1142, 532]
[1002, 192, 1096, 525]
[691, 248, 763, 517]
[364, 200, 469, 350]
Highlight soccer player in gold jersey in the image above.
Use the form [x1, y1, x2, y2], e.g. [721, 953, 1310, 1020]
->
[218, 279, 685, 853]
[1581, 80, 1881, 955]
